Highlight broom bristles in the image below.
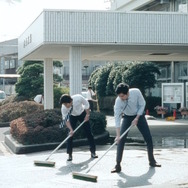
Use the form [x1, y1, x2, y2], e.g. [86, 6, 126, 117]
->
[72, 171, 97, 182]
[34, 160, 55, 167]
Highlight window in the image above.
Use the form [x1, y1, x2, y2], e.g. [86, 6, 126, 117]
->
[175, 0, 188, 12]
[157, 67, 166, 79]
[179, 62, 188, 77]
[10, 59, 15, 68]
[4, 61, 9, 69]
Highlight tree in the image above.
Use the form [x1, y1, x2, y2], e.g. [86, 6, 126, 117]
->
[122, 62, 160, 96]
[95, 64, 113, 97]
[16, 62, 43, 99]
[88, 61, 160, 97]
[88, 68, 101, 91]
[106, 63, 127, 96]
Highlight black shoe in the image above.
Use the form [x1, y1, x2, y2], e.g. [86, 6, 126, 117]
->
[91, 153, 98, 158]
[67, 154, 72, 161]
[149, 162, 161, 167]
[111, 164, 121, 173]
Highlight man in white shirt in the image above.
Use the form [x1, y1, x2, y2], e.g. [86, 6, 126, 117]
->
[111, 83, 161, 173]
[86, 86, 96, 111]
[34, 94, 43, 104]
[60, 94, 98, 161]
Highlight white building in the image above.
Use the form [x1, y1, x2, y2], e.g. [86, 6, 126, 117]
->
[109, 0, 188, 108]
[0, 39, 20, 94]
[18, 9, 188, 109]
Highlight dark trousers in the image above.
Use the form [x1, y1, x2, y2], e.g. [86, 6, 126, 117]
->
[67, 110, 96, 155]
[116, 115, 156, 164]
[88, 100, 94, 111]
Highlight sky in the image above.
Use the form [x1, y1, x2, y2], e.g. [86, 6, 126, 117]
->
[0, 0, 110, 42]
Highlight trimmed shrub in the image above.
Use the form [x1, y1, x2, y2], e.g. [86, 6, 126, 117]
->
[0, 101, 43, 123]
[10, 109, 107, 145]
[98, 96, 116, 112]
[54, 87, 69, 108]
[145, 96, 161, 113]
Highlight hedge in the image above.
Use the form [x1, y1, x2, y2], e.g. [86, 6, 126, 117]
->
[0, 101, 43, 123]
[10, 109, 107, 145]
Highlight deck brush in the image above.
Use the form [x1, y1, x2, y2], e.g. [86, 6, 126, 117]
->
[72, 124, 134, 182]
[34, 121, 85, 167]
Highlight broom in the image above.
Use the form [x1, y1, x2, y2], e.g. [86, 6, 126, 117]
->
[34, 120, 86, 167]
[72, 123, 134, 182]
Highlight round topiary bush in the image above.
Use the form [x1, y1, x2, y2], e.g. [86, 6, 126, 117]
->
[10, 109, 107, 145]
[0, 101, 43, 123]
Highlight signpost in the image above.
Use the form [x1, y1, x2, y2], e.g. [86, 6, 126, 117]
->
[162, 83, 184, 118]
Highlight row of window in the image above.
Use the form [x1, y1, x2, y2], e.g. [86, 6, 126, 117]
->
[4, 59, 16, 69]
[157, 62, 188, 80]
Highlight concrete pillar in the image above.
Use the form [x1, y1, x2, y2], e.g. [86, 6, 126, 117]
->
[44, 58, 54, 109]
[69, 46, 82, 96]
[0, 57, 5, 91]
[171, 61, 175, 83]
[0, 57, 5, 74]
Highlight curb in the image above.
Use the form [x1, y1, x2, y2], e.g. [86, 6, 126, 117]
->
[4, 131, 109, 154]
[0, 122, 10, 128]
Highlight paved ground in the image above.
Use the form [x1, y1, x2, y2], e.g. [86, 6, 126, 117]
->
[0, 116, 188, 188]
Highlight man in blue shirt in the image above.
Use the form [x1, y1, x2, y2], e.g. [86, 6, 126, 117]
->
[111, 83, 161, 173]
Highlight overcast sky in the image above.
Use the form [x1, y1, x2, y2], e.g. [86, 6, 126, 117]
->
[0, 0, 109, 42]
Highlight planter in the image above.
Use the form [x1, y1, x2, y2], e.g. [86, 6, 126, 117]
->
[157, 111, 166, 115]
[0, 122, 10, 127]
[181, 111, 188, 116]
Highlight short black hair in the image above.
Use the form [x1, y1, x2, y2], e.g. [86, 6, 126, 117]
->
[88, 86, 92, 89]
[115, 83, 129, 95]
[59, 94, 72, 105]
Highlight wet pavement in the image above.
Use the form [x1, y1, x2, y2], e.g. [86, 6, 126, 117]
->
[0, 116, 188, 187]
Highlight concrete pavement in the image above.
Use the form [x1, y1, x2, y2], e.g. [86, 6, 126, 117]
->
[0, 116, 188, 187]
[0, 146, 188, 188]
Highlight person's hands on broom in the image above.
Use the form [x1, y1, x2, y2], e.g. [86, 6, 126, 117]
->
[115, 127, 121, 144]
[132, 116, 139, 126]
[66, 121, 74, 137]
[69, 129, 74, 137]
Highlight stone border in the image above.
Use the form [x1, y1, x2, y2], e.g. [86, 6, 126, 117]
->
[5, 131, 109, 154]
[0, 122, 10, 128]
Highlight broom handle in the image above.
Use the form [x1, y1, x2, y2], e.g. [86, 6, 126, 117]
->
[86, 124, 134, 173]
[45, 120, 86, 161]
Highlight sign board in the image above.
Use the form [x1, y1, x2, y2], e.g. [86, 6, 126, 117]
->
[162, 83, 184, 107]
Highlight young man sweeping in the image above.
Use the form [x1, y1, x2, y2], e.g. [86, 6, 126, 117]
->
[60, 94, 98, 161]
[111, 83, 161, 173]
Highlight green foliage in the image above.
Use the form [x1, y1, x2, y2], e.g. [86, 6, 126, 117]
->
[98, 96, 116, 112]
[16, 63, 44, 99]
[106, 64, 120, 96]
[145, 96, 162, 112]
[122, 62, 160, 96]
[95, 64, 113, 97]
[0, 101, 43, 122]
[53, 74, 63, 83]
[53, 61, 63, 67]
[10, 110, 107, 145]
[89, 61, 160, 99]
[113, 64, 130, 92]
[54, 87, 69, 108]
[88, 68, 100, 91]
[16, 60, 64, 100]
[17, 61, 43, 74]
